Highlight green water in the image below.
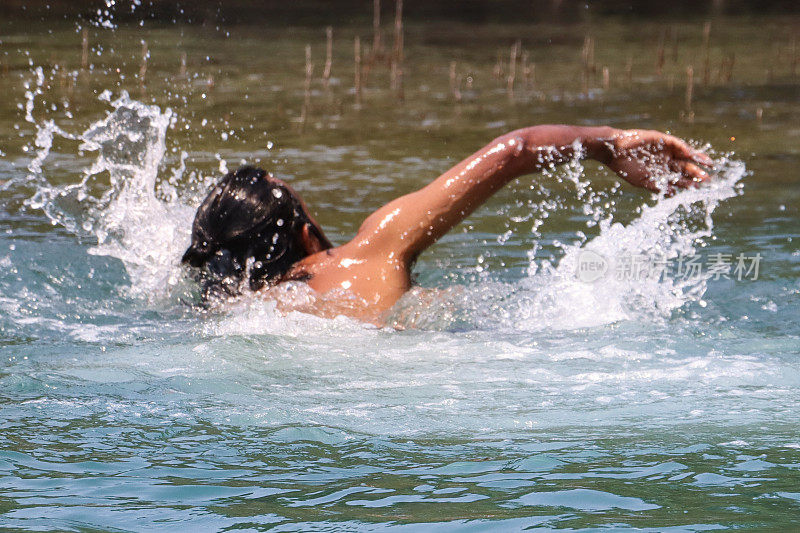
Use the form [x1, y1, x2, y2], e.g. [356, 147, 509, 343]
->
[1, 9, 799, 532]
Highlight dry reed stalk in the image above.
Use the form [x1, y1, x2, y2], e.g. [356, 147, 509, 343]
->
[179, 52, 187, 78]
[354, 36, 362, 107]
[521, 51, 530, 91]
[602, 66, 609, 90]
[449, 61, 456, 98]
[656, 29, 665, 77]
[684, 65, 694, 121]
[581, 35, 595, 72]
[625, 55, 633, 86]
[493, 50, 504, 81]
[139, 41, 148, 94]
[581, 57, 588, 94]
[323, 27, 333, 89]
[671, 26, 679, 63]
[81, 29, 89, 69]
[362, 43, 376, 84]
[685, 65, 693, 107]
[372, 0, 383, 56]
[390, 0, 404, 99]
[722, 53, 735, 83]
[580, 35, 594, 94]
[449, 61, 462, 102]
[702, 22, 711, 86]
[507, 40, 520, 100]
[299, 44, 313, 130]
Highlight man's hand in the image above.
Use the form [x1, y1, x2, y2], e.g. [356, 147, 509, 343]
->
[602, 129, 714, 194]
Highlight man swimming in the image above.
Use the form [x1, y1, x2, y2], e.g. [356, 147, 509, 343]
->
[182, 125, 713, 324]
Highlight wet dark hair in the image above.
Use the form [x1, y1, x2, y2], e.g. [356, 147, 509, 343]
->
[182, 166, 318, 299]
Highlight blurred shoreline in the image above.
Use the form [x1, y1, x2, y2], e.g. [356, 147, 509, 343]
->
[3, 0, 799, 27]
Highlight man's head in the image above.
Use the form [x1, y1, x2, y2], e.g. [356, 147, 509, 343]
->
[182, 166, 331, 297]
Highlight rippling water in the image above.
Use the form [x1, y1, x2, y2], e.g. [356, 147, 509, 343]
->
[1, 7, 799, 531]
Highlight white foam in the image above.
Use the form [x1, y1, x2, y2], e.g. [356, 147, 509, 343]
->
[202, 288, 380, 338]
[519, 158, 746, 330]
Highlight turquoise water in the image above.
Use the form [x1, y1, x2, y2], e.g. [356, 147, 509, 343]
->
[2, 9, 800, 531]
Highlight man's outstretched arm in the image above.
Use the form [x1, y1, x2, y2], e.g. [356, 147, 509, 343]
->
[352, 125, 713, 264]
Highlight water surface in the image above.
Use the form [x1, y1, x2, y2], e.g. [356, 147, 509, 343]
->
[1, 9, 799, 531]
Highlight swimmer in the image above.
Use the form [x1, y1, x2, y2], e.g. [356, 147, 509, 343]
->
[182, 125, 713, 324]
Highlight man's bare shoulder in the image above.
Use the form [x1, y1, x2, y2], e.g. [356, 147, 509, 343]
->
[284, 242, 412, 322]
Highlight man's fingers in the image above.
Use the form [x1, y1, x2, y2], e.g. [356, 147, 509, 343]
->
[664, 136, 693, 158]
[683, 161, 710, 182]
[666, 137, 715, 168]
[673, 176, 698, 189]
[615, 130, 716, 193]
[669, 162, 709, 189]
[690, 151, 715, 168]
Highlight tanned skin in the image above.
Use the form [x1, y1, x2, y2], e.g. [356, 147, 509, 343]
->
[266, 125, 713, 324]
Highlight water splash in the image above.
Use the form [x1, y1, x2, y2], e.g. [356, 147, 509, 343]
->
[522, 159, 744, 329]
[21, 84, 745, 330]
[89, 0, 142, 30]
[391, 158, 746, 332]
[82, 93, 195, 298]
[24, 90, 194, 300]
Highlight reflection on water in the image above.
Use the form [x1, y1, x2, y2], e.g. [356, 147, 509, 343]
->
[1, 5, 799, 531]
